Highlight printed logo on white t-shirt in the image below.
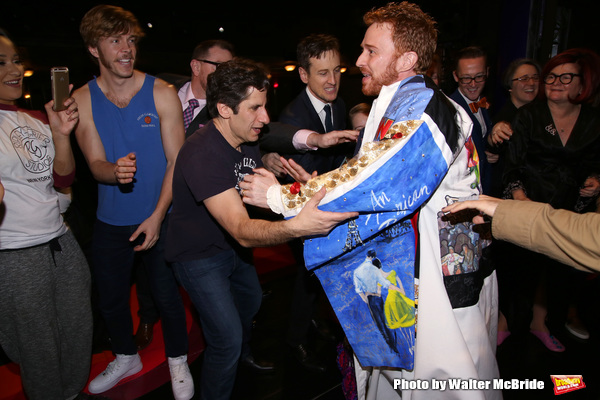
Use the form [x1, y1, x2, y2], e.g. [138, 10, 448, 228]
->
[10, 125, 52, 174]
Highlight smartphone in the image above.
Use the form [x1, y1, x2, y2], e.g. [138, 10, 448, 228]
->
[51, 67, 70, 111]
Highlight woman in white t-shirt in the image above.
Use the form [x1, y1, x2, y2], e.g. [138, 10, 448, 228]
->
[0, 30, 93, 400]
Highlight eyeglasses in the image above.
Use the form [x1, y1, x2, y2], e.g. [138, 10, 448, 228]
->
[512, 74, 540, 83]
[457, 74, 487, 84]
[196, 59, 222, 67]
[543, 73, 581, 85]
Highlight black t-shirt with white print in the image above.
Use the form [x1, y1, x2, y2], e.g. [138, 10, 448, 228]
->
[166, 120, 262, 263]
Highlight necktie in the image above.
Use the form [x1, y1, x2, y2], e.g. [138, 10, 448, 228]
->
[468, 97, 490, 114]
[183, 99, 199, 131]
[324, 104, 334, 132]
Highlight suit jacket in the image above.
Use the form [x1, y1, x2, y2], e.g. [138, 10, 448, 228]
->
[186, 106, 210, 138]
[155, 74, 206, 138]
[156, 73, 301, 149]
[493, 200, 600, 272]
[450, 89, 493, 194]
[167, 78, 211, 138]
[278, 89, 351, 180]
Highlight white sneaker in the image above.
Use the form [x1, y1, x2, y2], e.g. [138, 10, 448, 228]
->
[168, 355, 194, 400]
[88, 353, 143, 394]
[565, 321, 590, 340]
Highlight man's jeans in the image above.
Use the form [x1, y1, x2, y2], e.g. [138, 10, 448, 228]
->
[92, 218, 188, 357]
[173, 249, 262, 400]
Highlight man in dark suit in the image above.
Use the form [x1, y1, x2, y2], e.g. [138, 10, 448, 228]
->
[161, 40, 358, 374]
[264, 34, 352, 373]
[450, 46, 494, 194]
[165, 40, 357, 153]
[263, 34, 352, 182]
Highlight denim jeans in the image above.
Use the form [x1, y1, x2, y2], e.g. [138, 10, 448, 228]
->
[173, 249, 262, 400]
[91, 218, 188, 357]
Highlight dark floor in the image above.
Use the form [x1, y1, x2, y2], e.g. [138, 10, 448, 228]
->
[136, 265, 600, 400]
[2, 262, 599, 400]
[135, 266, 348, 400]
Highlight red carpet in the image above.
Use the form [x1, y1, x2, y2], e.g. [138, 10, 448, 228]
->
[81, 287, 205, 399]
[0, 286, 204, 400]
[0, 245, 294, 400]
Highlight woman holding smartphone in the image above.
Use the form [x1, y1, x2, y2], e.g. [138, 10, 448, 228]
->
[0, 30, 93, 399]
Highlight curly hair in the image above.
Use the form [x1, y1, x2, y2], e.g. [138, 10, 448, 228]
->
[206, 58, 270, 118]
[363, 2, 437, 74]
[80, 5, 145, 49]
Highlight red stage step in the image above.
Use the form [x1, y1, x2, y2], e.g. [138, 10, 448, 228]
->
[0, 286, 204, 400]
[0, 245, 295, 399]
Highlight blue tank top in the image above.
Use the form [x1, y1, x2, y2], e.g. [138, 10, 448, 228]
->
[89, 75, 167, 226]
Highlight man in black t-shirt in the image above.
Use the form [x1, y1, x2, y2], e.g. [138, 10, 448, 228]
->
[166, 58, 356, 400]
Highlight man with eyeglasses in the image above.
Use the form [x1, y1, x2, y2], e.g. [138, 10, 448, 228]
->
[175, 40, 235, 137]
[450, 46, 494, 194]
[167, 40, 358, 161]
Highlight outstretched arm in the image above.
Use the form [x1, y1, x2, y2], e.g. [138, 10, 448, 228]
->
[306, 130, 359, 149]
[206, 186, 357, 248]
[259, 123, 359, 154]
[443, 196, 600, 272]
[442, 194, 501, 222]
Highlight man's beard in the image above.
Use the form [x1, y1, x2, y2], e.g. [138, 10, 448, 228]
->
[362, 60, 399, 97]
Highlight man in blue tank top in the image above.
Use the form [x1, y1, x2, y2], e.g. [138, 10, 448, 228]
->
[73, 6, 193, 399]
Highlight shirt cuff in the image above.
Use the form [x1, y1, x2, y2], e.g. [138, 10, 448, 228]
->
[293, 130, 318, 151]
[266, 184, 285, 215]
[53, 168, 76, 188]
